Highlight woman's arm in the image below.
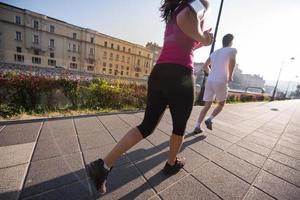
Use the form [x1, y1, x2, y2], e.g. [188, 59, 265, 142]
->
[176, 6, 213, 46]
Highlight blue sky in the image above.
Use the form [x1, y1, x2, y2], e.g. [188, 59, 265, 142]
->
[1, 0, 300, 82]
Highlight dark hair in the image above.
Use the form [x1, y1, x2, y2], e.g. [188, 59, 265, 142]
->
[160, 0, 187, 23]
[160, 0, 209, 23]
[222, 34, 234, 47]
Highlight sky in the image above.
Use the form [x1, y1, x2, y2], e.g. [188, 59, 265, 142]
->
[1, 0, 300, 83]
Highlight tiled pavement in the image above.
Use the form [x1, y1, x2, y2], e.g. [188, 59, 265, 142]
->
[1, 100, 300, 200]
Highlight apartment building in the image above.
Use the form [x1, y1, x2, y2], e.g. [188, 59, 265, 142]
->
[0, 2, 153, 79]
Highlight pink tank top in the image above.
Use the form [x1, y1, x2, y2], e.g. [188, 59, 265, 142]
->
[156, 4, 202, 70]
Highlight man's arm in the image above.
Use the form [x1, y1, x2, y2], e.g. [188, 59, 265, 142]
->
[202, 57, 211, 74]
[228, 52, 237, 82]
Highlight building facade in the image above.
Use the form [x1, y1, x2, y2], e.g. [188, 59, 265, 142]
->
[0, 3, 153, 79]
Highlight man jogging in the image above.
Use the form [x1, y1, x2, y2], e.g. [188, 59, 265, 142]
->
[194, 33, 237, 133]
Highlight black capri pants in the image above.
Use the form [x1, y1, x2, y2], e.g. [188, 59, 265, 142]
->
[137, 63, 194, 138]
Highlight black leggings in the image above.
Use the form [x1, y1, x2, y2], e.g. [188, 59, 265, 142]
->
[137, 63, 194, 138]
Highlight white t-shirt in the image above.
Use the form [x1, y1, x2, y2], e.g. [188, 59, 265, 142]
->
[207, 47, 237, 83]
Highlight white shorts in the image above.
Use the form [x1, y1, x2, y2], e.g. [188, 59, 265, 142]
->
[203, 80, 228, 102]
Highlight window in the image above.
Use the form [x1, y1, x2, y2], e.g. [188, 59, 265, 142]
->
[32, 57, 41, 64]
[145, 70, 148, 74]
[109, 53, 113, 60]
[147, 54, 150, 58]
[121, 71, 124, 76]
[16, 31, 22, 41]
[127, 57, 130, 63]
[123, 47, 125, 52]
[104, 41, 107, 47]
[33, 35, 39, 44]
[70, 63, 77, 69]
[50, 25, 55, 33]
[126, 72, 129, 75]
[117, 45, 120, 50]
[137, 59, 140, 66]
[34, 50, 39, 55]
[109, 63, 112, 68]
[114, 70, 118, 75]
[72, 56, 76, 62]
[103, 62, 106, 67]
[16, 46, 22, 53]
[121, 66, 124, 70]
[111, 43, 114, 49]
[15, 16, 21, 25]
[33, 20, 39, 29]
[135, 73, 139, 77]
[73, 33, 77, 39]
[87, 66, 94, 71]
[103, 51, 107, 58]
[102, 68, 106, 72]
[14, 54, 24, 62]
[126, 66, 129, 70]
[50, 52, 55, 58]
[116, 54, 119, 61]
[49, 39, 55, 47]
[139, 51, 141, 56]
[90, 48, 94, 55]
[115, 64, 118, 69]
[73, 44, 76, 52]
[109, 69, 112, 74]
[128, 48, 131, 53]
[90, 37, 94, 43]
[48, 59, 56, 66]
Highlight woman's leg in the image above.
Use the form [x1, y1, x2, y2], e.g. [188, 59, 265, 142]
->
[104, 127, 143, 168]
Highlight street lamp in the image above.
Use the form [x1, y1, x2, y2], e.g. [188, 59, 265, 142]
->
[197, 0, 224, 106]
[271, 57, 295, 101]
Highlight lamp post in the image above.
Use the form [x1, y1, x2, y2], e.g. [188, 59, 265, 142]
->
[197, 0, 225, 106]
[271, 57, 295, 101]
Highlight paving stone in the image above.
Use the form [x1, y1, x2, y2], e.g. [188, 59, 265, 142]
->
[0, 142, 34, 168]
[96, 164, 155, 200]
[78, 130, 115, 151]
[192, 162, 250, 200]
[254, 171, 300, 200]
[135, 150, 187, 193]
[211, 129, 241, 143]
[269, 151, 300, 171]
[74, 117, 106, 135]
[146, 129, 169, 150]
[32, 134, 80, 161]
[203, 134, 232, 150]
[188, 141, 223, 160]
[237, 140, 271, 157]
[21, 153, 86, 198]
[212, 152, 260, 183]
[126, 139, 158, 163]
[159, 175, 221, 200]
[0, 164, 28, 200]
[83, 143, 130, 167]
[117, 113, 142, 127]
[22, 179, 93, 200]
[180, 148, 208, 173]
[274, 144, 300, 160]
[38, 119, 75, 139]
[263, 159, 300, 187]
[244, 187, 275, 200]
[98, 115, 129, 131]
[107, 126, 131, 142]
[278, 139, 300, 152]
[281, 135, 300, 145]
[244, 135, 277, 149]
[0, 122, 41, 147]
[227, 144, 267, 167]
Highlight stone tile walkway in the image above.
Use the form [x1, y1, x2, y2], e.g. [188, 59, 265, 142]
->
[1, 100, 300, 200]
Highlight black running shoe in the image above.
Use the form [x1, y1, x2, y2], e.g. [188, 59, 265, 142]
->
[162, 157, 185, 175]
[193, 127, 203, 134]
[86, 159, 110, 194]
[205, 119, 213, 130]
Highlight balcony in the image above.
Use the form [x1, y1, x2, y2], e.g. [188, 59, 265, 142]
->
[31, 42, 41, 50]
[48, 46, 55, 51]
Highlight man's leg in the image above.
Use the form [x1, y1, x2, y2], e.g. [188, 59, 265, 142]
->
[194, 101, 213, 133]
[205, 101, 225, 130]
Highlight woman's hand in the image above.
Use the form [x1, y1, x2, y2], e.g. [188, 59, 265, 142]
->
[201, 28, 213, 46]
